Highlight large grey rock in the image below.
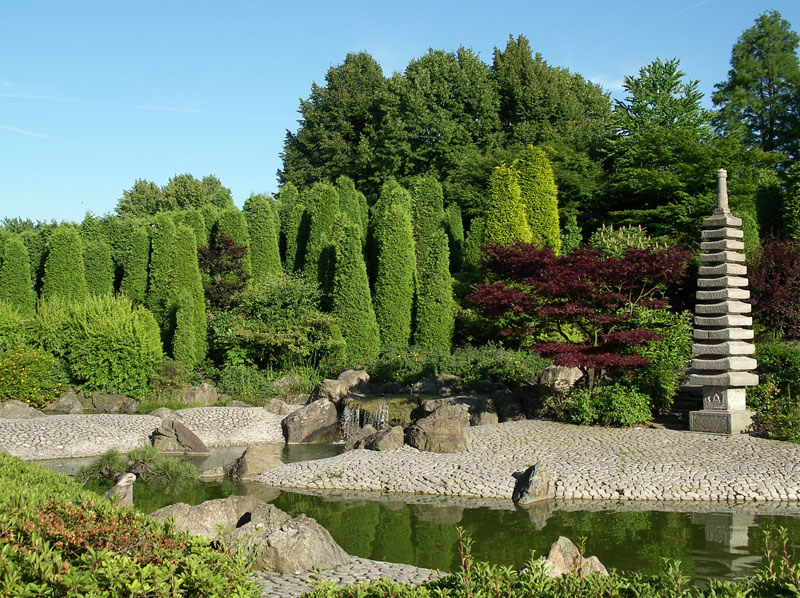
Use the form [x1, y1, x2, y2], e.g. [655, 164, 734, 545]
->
[543, 536, 608, 578]
[405, 417, 466, 453]
[428, 403, 472, 427]
[180, 383, 218, 407]
[149, 407, 178, 421]
[345, 424, 377, 451]
[512, 463, 555, 504]
[412, 374, 461, 396]
[0, 399, 45, 419]
[103, 472, 136, 507]
[337, 369, 370, 393]
[282, 398, 339, 443]
[47, 393, 83, 414]
[536, 366, 583, 392]
[224, 445, 283, 480]
[88, 393, 138, 413]
[264, 398, 290, 416]
[310, 379, 350, 403]
[152, 418, 209, 455]
[492, 390, 525, 422]
[150, 495, 262, 541]
[360, 425, 404, 451]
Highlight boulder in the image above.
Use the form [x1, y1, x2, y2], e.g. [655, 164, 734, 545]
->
[227, 510, 350, 573]
[152, 418, 209, 455]
[337, 369, 370, 393]
[199, 466, 224, 480]
[0, 399, 45, 419]
[543, 536, 608, 578]
[272, 374, 300, 393]
[536, 366, 583, 392]
[102, 472, 136, 507]
[344, 424, 377, 451]
[47, 392, 83, 414]
[471, 398, 499, 426]
[310, 379, 350, 403]
[223, 445, 283, 480]
[429, 403, 471, 427]
[264, 398, 290, 416]
[150, 495, 262, 541]
[281, 399, 339, 443]
[492, 390, 525, 422]
[512, 463, 555, 504]
[149, 407, 179, 421]
[405, 417, 466, 453]
[226, 400, 252, 407]
[180, 383, 218, 407]
[89, 393, 138, 413]
[357, 425, 404, 451]
[412, 374, 460, 396]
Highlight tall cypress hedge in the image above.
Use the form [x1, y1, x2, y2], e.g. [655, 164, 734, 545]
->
[118, 221, 150, 304]
[277, 182, 300, 265]
[484, 165, 532, 246]
[20, 227, 52, 296]
[301, 183, 339, 284]
[175, 208, 207, 249]
[513, 145, 561, 254]
[444, 203, 464, 272]
[0, 235, 36, 317]
[172, 291, 198, 369]
[83, 239, 114, 296]
[244, 195, 282, 281]
[463, 217, 485, 270]
[145, 212, 176, 330]
[372, 180, 416, 348]
[216, 207, 252, 276]
[200, 203, 221, 248]
[171, 224, 207, 365]
[410, 175, 445, 284]
[41, 226, 89, 303]
[283, 202, 307, 274]
[784, 163, 800, 241]
[336, 176, 368, 247]
[414, 228, 454, 350]
[332, 218, 381, 364]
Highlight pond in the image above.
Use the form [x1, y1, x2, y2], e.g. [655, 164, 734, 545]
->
[37, 445, 800, 582]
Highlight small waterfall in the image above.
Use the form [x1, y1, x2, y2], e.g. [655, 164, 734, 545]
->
[363, 401, 389, 430]
[340, 405, 361, 441]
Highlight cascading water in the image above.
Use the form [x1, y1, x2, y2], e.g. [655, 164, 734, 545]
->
[340, 401, 390, 440]
[340, 405, 361, 441]
[364, 401, 389, 429]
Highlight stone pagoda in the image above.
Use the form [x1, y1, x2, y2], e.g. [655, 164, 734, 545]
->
[689, 169, 759, 435]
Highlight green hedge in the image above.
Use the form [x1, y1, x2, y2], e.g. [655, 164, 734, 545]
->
[483, 164, 532, 246]
[41, 226, 88, 303]
[0, 235, 36, 317]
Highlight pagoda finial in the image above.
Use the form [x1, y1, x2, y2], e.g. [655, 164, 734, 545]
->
[716, 168, 729, 213]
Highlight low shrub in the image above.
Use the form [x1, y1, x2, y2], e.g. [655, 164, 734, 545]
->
[0, 453, 259, 597]
[0, 345, 61, 408]
[0, 300, 27, 352]
[747, 340, 800, 442]
[217, 364, 275, 404]
[370, 345, 449, 387]
[543, 384, 653, 427]
[78, 446, 198, 488]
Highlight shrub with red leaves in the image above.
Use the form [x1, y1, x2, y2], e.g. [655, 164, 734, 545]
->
[749, 236, 800, 339]
[468, 243, 691, 387]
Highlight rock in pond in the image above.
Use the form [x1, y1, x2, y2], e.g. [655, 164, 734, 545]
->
[85, 393, 138, 413]
[151, 495, 263, 540]
[264, 398, 290, 416]
[103, 472, 136, 507]
[543, 536, 608, 578]
[281, 398, 339, 443]
[152, 417, 209, 455]
[223, 444, 283, 480]
[512, 463, 555, 504]
[405, 416, 466, 453]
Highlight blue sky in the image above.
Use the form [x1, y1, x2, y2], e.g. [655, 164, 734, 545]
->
[2, 0, 799, 223]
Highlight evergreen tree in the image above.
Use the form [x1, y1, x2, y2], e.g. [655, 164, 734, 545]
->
[463, 217, 486, 269]
[41, 226, 88, 303]
[331, 218, 381, 364]
[276, 182, 300, 264]
[335, 176, 368, 246]
[115, 179, 168, 217]
[0, 235, 35, 317]
[145, 212, 176, 329]
[216, 207, 252, 276]
[171, 224, 207, 365]
[372, 180, 416, 347]
[284, 202, 307, 274]
[20, 227, 52, 296]
[201, 174, 234, 209]
[483, 165, 532, 247]
[80, 212, 108, 245]
[174, 208, 207, 249]
[409, 175, 445, 283]
[301, 182, 339, 284]
[172, 291, 197, 369]
[200, 203, 221, 248]
[118, 222, 150, 304]
[414, 228, 454, 350]
[513, 146, 561, 254]
[784, 163, 800, 241]
[163, 173, 205, 210]
[83, 239, 114, 296]
[444, 203, 464, 272]
[244, 194, 282, 281]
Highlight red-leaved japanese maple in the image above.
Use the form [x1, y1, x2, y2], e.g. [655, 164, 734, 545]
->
[468, 243, 691, 388]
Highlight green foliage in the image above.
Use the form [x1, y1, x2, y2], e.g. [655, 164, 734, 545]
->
[200, 202, 221, 247]
[588, 224, 662, 258]
[41, 226, 88, 303]
[35, 295, 164, 399]
[174, 207, 208, 249]
[243, 194, 282, 281]
[20, 226, 52, 295]
[0, 454, 259, 597]
[544, 384, 653, 427]
[443, 203, 464, 272]
[202, 174, 234, 209]
[209, 274, 345, 371]
[409, 175, 446, 281]
[276, 182, 300, 264]
[283, 201, 307, 274]
[82, 239, 114, 296]
[513, 146, 561, 253]
[463, 217, 485, 270]
[115, 178, 168, 217]
[80, 446, 199, 487]
[116, 220, 150, 304]
[747, 340, 800, 442]
[414, 229, 454, 351]
[301, 182, 339, 284]
[0, 301, 27, 352]
[217, 364, 275, 404]
[171, 224, 207, 366]
[784, 162, 800, 241]
[335, 176, 368, 246]
[483, 164, 532, 246]
[172, 291, 198, 369]
[215, 207, 252, 276]
[332, 220, 381, 364]
[560, 211, 583, 255]
[0, 345, 60, 408]
[163, 173, 205, 210]
[372, 180, 416, 348]
[146, 212, 176, 329]
[0, 235, 35, 316]
[145, 358, 192, 407]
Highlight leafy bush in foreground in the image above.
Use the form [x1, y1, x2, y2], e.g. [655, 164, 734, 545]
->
[747, 340, 800, 442]
[0, 345, 60, 408]
[0, 453, 258, 597]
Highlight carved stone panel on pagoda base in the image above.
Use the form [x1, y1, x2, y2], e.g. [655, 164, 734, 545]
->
[689, 409, 758, 435]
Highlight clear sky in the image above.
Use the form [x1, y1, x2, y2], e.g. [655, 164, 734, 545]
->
[2, 0, 799, 223]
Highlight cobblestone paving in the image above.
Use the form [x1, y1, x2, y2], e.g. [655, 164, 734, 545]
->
[258, 420, 800, 502]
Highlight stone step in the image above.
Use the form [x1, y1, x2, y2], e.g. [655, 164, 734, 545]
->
[688, 372, 759, 387]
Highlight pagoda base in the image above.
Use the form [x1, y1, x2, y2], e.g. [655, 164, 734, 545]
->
[689, 409, 758, 435]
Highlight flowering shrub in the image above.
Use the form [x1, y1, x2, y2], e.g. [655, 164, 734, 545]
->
[0, 345, 60, 408]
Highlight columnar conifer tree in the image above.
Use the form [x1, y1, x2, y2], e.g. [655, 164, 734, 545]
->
[331, 218, 381, 364]
[372, 180, 416, 347]
[41, 226, 88, 302]
[146, 212, 176, 329]
[83, 239, 114, 296]
[444, 203, 464, 272]
[513, 146, 561, 254]
[414, 228, 454, 350]
[175, 208, 207, 249]
[216, 207, 252, 276]
[200, 203, 221, 248]
[20, 227, 51, 295]
[335, 176, 368, 246]
[171, 224, 207, 365]
[409, 175, 445, 283]
[118, 222, 150, 304]
[301, 183, 339, 284]
[463, 217, 485, 269]
[276, 182, 300, 264]
[0, 235, 36, 317]
[784, 163, 800, 241]
[244, 195, 282, 281]
[484, 165, 532, 246]
[172, 291, 197, 369]
[284, 202, 307, 273]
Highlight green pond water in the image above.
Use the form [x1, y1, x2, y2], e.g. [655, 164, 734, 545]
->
[42, 445, 800, 582]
